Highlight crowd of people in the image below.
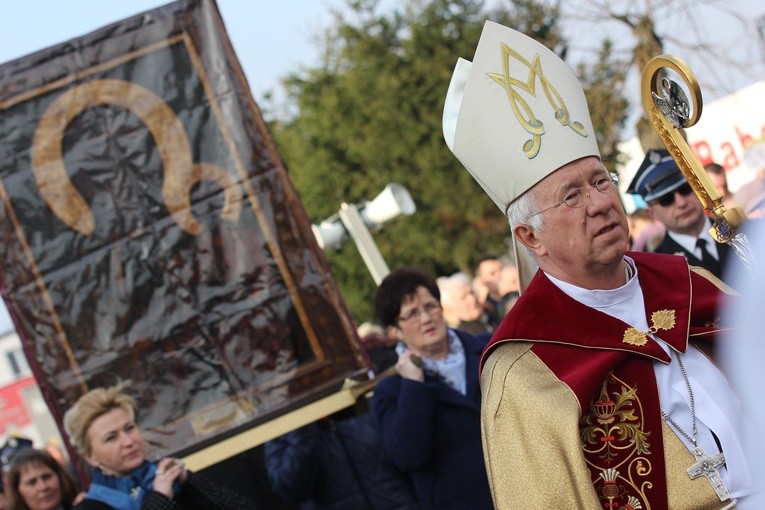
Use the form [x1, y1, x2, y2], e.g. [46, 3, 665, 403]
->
[4, 16, 765, 510]
[0, 251, 515, 510]
[1, 383, 257, 510]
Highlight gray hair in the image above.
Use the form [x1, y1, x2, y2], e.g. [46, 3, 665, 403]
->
[439, 273, 469, 305]
[506, 190, 543, 266]
[449, 271, 472, 285]
[506, 190, 544, 232]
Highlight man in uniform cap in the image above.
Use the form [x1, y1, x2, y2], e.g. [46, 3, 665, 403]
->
[627, 148, 733, 281]
[0, 436, 33, 495]
[441, 20, 755, 509]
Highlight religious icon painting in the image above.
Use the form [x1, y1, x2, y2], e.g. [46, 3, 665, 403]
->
[0, 0, 367, 464]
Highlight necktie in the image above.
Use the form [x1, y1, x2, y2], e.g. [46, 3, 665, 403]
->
[696, 238, 716, 267]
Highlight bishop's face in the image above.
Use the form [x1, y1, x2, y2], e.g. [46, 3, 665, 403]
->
[521, 156, 630, 290]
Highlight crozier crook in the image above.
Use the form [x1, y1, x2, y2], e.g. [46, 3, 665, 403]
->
[640, 55, 745, 243]
[31, 78, 241, 236]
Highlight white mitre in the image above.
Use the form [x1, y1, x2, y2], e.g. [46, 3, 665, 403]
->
[443, 20, 600, 290]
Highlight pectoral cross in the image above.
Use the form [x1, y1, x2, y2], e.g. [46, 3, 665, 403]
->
[687, 446, 731, 502]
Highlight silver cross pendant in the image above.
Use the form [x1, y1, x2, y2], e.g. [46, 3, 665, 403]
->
[687, 446, 731, 501]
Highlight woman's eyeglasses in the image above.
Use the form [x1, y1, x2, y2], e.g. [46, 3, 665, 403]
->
[398, 302, 442, 323]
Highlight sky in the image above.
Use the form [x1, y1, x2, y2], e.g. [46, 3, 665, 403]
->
[558, 0, 765, 119]
[0, 0, 350, 104]
[0, 0, 763, 335]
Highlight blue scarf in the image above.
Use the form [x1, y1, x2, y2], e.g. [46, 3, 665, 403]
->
[86, 460, 177, 510]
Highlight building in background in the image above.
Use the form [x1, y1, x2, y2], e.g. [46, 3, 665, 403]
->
[0, 329, 64, 450]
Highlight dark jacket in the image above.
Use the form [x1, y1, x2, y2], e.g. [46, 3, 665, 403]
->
[72, 471, 255, 510]
[264, 411, 419, 510]
[370, 330, 492, 510]
[454, 319, 492, 335]
[653, 233, 732, 280]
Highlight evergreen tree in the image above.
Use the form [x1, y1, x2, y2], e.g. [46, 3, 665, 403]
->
[577, 38, 631, 172]
[268, 0, 626, 321]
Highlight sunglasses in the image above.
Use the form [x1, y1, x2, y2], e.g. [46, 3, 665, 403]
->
[652, 183, 693, 207]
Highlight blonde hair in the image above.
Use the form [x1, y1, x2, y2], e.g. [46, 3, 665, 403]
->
[63, 381, 135, 456]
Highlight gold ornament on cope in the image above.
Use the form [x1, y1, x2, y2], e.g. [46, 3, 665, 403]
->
[622, 309, 676, 347]
[594, 384, 616, 425]
[640, 56, 745, 244]
[599, 468, 621, 502]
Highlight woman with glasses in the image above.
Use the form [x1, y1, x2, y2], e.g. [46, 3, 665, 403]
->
[370, 267, 493, 510]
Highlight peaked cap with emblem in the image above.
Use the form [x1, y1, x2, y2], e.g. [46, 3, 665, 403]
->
[442, 20, 600, 291]
[627, 148, 687, 203]
[0, 436, 33, 491]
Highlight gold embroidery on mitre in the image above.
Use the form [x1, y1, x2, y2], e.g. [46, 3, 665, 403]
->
[486, 44, 588, 160]
[622, 309, 676, 346]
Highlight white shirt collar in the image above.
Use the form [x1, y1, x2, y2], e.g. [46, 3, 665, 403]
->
[666, 217, 719, 259]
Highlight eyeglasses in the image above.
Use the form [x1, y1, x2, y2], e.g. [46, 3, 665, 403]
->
[650, 183, 693, 207]
[397, 302, 442, 324]
[529, 172, 619, 218]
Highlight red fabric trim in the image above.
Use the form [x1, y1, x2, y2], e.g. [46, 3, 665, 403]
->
[481, 252, 722, 371]
[479, 252, 726, 510]
[532, 342, 625, 411]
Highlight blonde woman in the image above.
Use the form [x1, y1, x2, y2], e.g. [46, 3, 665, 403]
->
[63, 382, 254, 510]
